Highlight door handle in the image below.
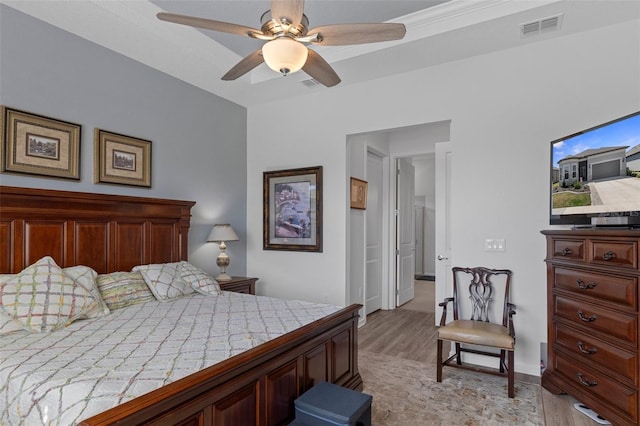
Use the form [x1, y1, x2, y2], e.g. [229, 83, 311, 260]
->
[437, 255, 448, 261]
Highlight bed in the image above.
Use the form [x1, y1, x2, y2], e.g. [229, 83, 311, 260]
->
[0, 186, 362, 425]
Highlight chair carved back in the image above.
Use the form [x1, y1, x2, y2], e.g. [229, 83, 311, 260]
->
[452, 266, 512, 326]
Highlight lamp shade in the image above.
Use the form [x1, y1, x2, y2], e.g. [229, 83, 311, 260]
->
[262, 37, 308, 75]
[207, 224, 239, 243]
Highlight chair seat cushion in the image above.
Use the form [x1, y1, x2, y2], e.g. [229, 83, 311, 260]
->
[438, 319, 514, 350]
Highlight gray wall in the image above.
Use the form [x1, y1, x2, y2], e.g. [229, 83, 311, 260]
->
[0, 6, 248, 277]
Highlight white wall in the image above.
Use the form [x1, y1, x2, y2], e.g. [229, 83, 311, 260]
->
[247, 19, 640, 376]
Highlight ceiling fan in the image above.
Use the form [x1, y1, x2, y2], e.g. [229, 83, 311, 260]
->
[157, 0, 406, 87]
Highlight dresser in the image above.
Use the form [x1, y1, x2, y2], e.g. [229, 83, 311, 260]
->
[542, 229, 640, 426]
[218, 276, 258, 295]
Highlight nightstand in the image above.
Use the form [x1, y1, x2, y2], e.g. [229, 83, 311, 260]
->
[218, 277, 258, 295]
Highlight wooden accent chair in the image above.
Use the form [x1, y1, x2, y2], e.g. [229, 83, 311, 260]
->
[436, 267, 516, 397]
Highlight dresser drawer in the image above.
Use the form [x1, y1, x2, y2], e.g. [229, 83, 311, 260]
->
[555, 352, 638, 422]
[554, 267, 637, 309]
[590, 239, 638, 269]
[555, 324, 638, 383]
[555, 296, 637, 344]
[550, 238, 586, 262]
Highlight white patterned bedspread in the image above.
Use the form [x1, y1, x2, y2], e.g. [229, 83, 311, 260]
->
[0, 292, 339, 425]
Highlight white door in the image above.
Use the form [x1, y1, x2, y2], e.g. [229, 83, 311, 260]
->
[435, 142, 452, 324]
[414, 206, 424, 275]
[365, 152, 383, 314]
[396, 158, 415, 306]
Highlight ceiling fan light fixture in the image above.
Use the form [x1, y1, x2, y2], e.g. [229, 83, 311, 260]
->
[262, 37, 308, 75]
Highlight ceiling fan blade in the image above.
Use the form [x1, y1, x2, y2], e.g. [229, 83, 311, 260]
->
[157, 12, 263, 37]
[222, 49, 265, 80]
[307, 23, 406, 45]
[302, 50, 341, 87]
[270, 0, 304, 28]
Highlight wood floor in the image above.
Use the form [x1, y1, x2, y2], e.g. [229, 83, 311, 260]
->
[359, 281, 602, 426]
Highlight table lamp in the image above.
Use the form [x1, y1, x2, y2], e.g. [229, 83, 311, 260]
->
[207, 224, 239, 281]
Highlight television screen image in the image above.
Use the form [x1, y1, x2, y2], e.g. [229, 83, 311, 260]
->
[550, 111, 640, 226]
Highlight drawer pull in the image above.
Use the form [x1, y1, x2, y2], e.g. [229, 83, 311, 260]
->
[577, 310, 598, 322]
[577, 341, 598, 355]
[576, 279, 597, 290]
[577, 373, 598, 387]
[602, 250, 616, 261]
[561, 247, 572, 256]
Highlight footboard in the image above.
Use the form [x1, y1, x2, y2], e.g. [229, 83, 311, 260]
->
[79, 304, 362, 426]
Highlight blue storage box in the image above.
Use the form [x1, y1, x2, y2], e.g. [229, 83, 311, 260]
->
[294, 382, 372, 426]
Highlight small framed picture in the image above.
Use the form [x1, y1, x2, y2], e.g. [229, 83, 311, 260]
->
[1, 106, 81, 180]
[94, 129, 151, 187]
[350, 177, 368, 209]
[263, 166, 322, 252]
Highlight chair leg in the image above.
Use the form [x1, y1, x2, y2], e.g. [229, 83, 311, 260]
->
[455, 342, 462, 365]
[499, 349, 506, 373]
[437, 339, 443, 382]
[507, 350, 514, 398]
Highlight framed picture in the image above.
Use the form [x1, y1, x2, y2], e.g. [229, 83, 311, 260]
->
[94, 129, 151, 187]
[350, 177, 368, 209]
[263, 166, 322, 252]
[1, 106, 81, 180]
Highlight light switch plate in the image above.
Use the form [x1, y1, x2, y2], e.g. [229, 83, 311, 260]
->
[485, 238, 506, 252]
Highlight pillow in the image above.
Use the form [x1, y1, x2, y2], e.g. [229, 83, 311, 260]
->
[132, 262, 194, 301]
[63, 266, 110, 318]
[180, 261, 222, 296]
[0, 256, 97, 332]
[96, 272, 156, 310]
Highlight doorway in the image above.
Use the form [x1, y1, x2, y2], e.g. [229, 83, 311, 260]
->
[346, 120, 451, 319]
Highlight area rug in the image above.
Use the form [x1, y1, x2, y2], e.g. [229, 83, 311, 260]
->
[359, 350, 543, 425]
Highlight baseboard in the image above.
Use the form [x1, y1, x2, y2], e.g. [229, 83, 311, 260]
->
[515, 372, 540, 385]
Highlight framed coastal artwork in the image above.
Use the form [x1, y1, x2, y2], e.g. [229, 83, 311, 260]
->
[263, 166, 322, 252]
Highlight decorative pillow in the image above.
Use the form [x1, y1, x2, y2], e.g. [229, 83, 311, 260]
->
[179, 261, 222, 296]
[0, 256, 97, 332]
[96, 272, 156, 310]
[132, 262, 194, 301]
[63, 266, 110, 318]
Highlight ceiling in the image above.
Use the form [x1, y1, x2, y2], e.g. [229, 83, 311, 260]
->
[150, 1, 450, 59]
[3, 0, 639, 107]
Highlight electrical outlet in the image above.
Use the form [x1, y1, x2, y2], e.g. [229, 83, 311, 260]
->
[485, 238, 506, 252]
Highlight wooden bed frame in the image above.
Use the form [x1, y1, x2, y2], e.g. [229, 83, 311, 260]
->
[0, 186, 362, 425]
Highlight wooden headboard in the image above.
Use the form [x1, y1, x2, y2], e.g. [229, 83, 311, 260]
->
[0, 186, 195, 274]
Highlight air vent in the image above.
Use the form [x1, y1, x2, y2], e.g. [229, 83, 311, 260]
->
[301, 78, 322, 88]
[520, 14, 563, 37]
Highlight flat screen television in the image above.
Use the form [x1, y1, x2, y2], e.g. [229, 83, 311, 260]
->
[550, 111, 640, 227]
